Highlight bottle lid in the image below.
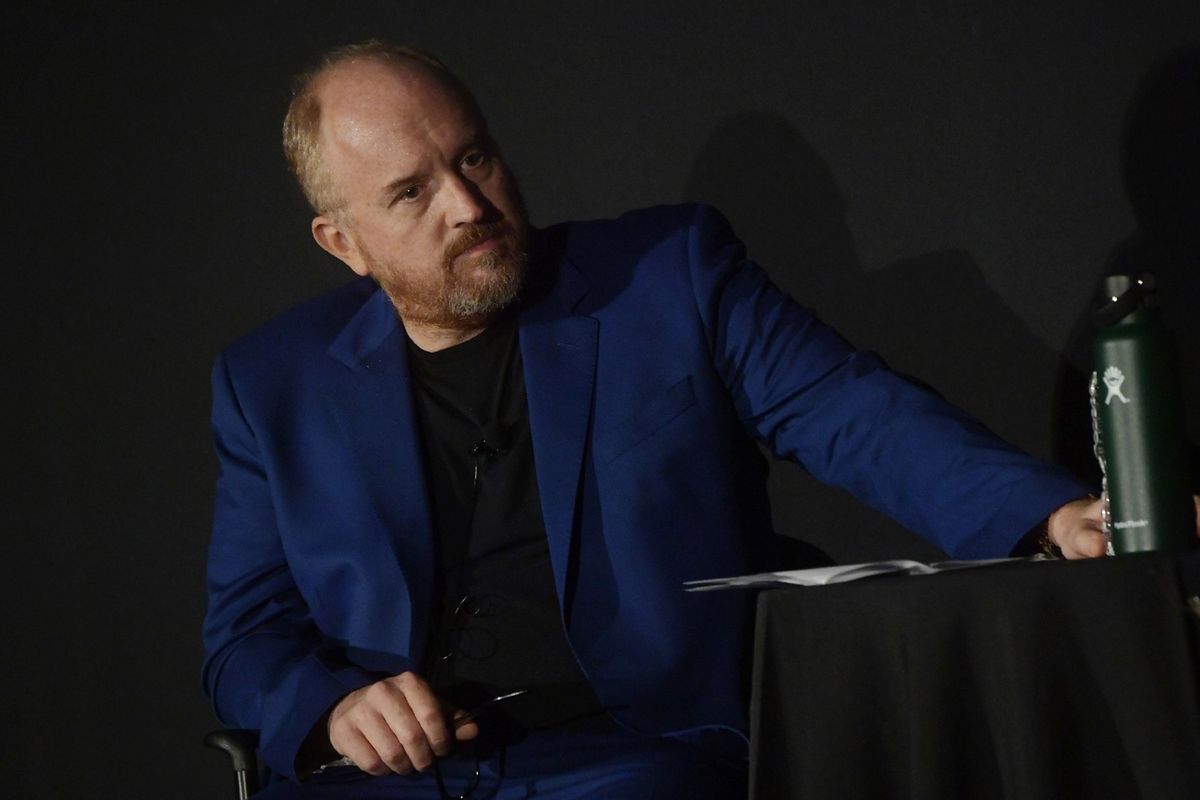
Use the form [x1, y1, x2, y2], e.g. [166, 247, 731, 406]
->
[1092, 273, 1156, 327]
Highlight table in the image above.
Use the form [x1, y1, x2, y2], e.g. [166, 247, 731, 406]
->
[749, 551, 1200, 799]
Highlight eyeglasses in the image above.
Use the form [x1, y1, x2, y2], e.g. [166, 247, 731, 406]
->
[429, 593, 527, 800]
[426, 687, 526, 799]
[309, 593, 525, 799]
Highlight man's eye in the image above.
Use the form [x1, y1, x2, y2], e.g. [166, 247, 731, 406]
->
[461, 152, 488, 169]
[398, 185, 423, 202]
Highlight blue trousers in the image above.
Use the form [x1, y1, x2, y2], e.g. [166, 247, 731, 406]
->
[253, 728, 747, 799]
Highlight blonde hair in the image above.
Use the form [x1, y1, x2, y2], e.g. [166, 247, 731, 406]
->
[282, 40, 451, 216]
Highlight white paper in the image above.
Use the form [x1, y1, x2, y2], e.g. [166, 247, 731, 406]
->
[682, 557, 1020, 591]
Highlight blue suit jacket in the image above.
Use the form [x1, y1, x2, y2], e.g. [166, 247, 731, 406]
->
[202, 204, 1088, 777]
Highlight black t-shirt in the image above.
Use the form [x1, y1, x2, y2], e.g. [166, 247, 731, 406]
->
[406, 314, 610, 735]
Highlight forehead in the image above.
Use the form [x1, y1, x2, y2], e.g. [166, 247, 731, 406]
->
[315, 59, 482, 185]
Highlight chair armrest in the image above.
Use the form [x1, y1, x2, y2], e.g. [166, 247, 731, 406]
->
[204, 729, 260, 799]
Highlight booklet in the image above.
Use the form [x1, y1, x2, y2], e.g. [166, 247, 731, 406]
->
[682, 557, 1021, 591]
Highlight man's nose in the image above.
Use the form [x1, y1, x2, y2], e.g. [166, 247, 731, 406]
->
[442, 174, 489, 227]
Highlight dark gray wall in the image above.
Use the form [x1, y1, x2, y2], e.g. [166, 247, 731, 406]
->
[8, 2, 1198, 798]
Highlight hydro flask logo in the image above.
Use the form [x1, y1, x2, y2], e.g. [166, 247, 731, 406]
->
[1102, 366, 1131, 405]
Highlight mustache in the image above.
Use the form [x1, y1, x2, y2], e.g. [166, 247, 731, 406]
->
[443, 221, 514, 265]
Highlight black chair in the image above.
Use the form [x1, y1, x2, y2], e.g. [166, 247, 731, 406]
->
[204, 729, 261, 799]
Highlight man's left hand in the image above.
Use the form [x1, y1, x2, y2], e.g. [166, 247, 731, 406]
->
[1047, 495, 1200, 559]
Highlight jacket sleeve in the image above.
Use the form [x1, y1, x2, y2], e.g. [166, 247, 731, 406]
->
[201, 353, 402, 779]
[681, 204, 1090, 557]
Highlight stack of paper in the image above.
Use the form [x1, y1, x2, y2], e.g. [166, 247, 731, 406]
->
[682, 558, 1020, 591]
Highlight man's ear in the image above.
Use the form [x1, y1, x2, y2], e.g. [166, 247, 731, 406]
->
[312, 215, 369, 277]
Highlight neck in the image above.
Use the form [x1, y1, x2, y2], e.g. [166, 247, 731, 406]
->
[401, 317, 491, 352]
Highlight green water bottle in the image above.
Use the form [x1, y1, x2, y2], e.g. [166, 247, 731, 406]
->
[1092, 274, 1193, 553]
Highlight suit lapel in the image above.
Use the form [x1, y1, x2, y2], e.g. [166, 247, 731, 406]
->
[325, 286, 435, 657]
[519, 255, 598, 599]
[320, 248, 597, 649]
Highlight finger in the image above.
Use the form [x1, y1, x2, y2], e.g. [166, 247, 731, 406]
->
[396, 673, 453, 759]
[331, 682, 417, 774]
[1061, 527, 1108, 559]
[1081, 497, 1105, 524]
[336, 725, 395, 777]
[328, 695, 382, 774]
[377, 691, 436, 772]
[357, 709, 413, 775]
[451, 709, 480, 741]
[1047, 496, 1106, 559]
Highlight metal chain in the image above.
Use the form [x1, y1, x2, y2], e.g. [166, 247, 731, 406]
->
[1089, 371, 1114, 544]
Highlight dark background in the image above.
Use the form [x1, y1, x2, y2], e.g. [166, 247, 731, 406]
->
[8, 2, 1198, 797]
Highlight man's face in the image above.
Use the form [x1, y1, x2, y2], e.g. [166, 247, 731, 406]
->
[314, 59, 529, 329]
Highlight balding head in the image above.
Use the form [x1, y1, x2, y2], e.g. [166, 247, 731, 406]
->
[283, 41, 479, 217]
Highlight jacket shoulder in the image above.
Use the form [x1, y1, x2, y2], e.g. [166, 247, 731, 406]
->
[539, 204, 736, 291]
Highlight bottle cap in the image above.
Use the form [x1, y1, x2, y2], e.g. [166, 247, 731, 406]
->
[1092, 273, 1155, 326]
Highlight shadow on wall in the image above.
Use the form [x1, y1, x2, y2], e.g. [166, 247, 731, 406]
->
[683, 113, 1071, 563]
[1055, 45, 1200, 492]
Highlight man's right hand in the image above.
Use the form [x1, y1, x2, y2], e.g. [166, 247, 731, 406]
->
[327, 671, 479, 775]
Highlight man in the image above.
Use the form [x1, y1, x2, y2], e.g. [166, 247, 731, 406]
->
[203, 41, 1113, 798]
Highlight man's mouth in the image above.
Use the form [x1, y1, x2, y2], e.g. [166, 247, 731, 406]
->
[447, 223, 510, 267]
[459, 234, 500, 258]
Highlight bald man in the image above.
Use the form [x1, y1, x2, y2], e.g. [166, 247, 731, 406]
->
[203, 41, 1119, 799]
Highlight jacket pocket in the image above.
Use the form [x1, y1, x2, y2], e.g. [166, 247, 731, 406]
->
[597, 375, 697, 465]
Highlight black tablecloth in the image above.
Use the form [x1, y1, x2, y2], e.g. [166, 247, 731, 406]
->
[749, 551, 1200, 799]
